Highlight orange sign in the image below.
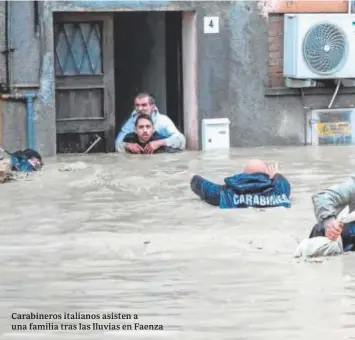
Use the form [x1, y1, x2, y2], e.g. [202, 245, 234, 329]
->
[272, 0, 349, 13]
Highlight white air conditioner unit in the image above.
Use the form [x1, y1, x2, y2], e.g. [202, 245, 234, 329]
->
[283, 14, 355, 79]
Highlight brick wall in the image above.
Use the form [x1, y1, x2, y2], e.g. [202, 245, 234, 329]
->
[267, 14, 284, 88]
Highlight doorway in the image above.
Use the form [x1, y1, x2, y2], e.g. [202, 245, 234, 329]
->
[53, 10, 198, 153]
[114, 11, 184, 134]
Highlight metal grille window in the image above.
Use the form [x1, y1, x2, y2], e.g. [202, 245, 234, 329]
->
[54, 22, 103, 76]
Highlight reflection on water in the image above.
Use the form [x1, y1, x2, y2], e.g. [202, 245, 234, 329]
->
[0, 146, 355, 340]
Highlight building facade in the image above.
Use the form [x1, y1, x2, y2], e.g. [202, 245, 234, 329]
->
[0, 0, 354, 157]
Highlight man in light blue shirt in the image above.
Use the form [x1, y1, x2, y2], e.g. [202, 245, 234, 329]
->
[115, 93, 186, 153]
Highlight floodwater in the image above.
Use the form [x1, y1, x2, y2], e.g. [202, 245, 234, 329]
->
[1, 146, 355, 340]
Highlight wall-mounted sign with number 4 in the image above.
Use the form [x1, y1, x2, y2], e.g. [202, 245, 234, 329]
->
[204, 16, 219, 34]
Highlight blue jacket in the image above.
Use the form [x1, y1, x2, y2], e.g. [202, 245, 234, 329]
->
[11, 155, 35, 172]
[219, 172, 291, 208]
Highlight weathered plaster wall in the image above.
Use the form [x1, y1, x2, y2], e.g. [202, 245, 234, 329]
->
[10, 1, 40, 84]
[197, 1, 293, 146]
[2, 98, 43, 152]
[0, 1, 43, 154]
[2, 100, 27, 151]
[197, 1, 355, 147]
[1, 0, 355, 156]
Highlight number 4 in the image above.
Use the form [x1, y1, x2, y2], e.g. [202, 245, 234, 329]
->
[204, 17, 219, 33]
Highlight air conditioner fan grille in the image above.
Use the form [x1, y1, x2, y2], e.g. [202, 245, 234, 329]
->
[302, 23, 347, 75]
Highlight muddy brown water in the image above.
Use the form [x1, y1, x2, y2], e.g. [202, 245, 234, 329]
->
[1, 146, 355, 340]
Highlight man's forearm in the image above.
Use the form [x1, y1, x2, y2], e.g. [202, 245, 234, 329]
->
[115, 114, 135, 146]
[115, 142, 127, 153]
[312, 177, 355, 222]
[162, 133, 186, 149]
[272, 173, 291, 198]
[115, 131, 127, 147]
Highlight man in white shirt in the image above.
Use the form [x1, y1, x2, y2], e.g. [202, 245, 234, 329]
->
[115, 93, 186, 153]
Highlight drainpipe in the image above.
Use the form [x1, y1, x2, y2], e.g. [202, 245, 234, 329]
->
[328, 79, 341, 109]
[300, 88, 310, 145]
[25, 93, 36, 149]
[0, 92, 37, 149]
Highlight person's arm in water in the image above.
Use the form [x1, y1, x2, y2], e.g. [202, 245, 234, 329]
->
[272, 173, 291, 198]
[144, 116, 186, 154]
[266, 164, 291, 198]
[312, 176, 355, 240]
[154, 115, 186, 150]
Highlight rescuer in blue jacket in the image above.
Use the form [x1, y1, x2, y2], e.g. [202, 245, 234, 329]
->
[10, 149, 43, 172]
[190, 159, 291, 209]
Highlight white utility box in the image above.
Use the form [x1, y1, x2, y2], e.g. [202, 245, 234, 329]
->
[201, 118, 231, 151]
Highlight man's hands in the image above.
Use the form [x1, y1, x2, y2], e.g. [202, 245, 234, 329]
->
[125, 140, 165, 154]
[266, 163, 278, 179]
[125, 143, 144, 154]
[143, 140, 164, 154]
[325, 218, 344, 241]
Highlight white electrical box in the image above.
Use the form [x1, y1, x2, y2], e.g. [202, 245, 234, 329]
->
[201, 118, 231, 151]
